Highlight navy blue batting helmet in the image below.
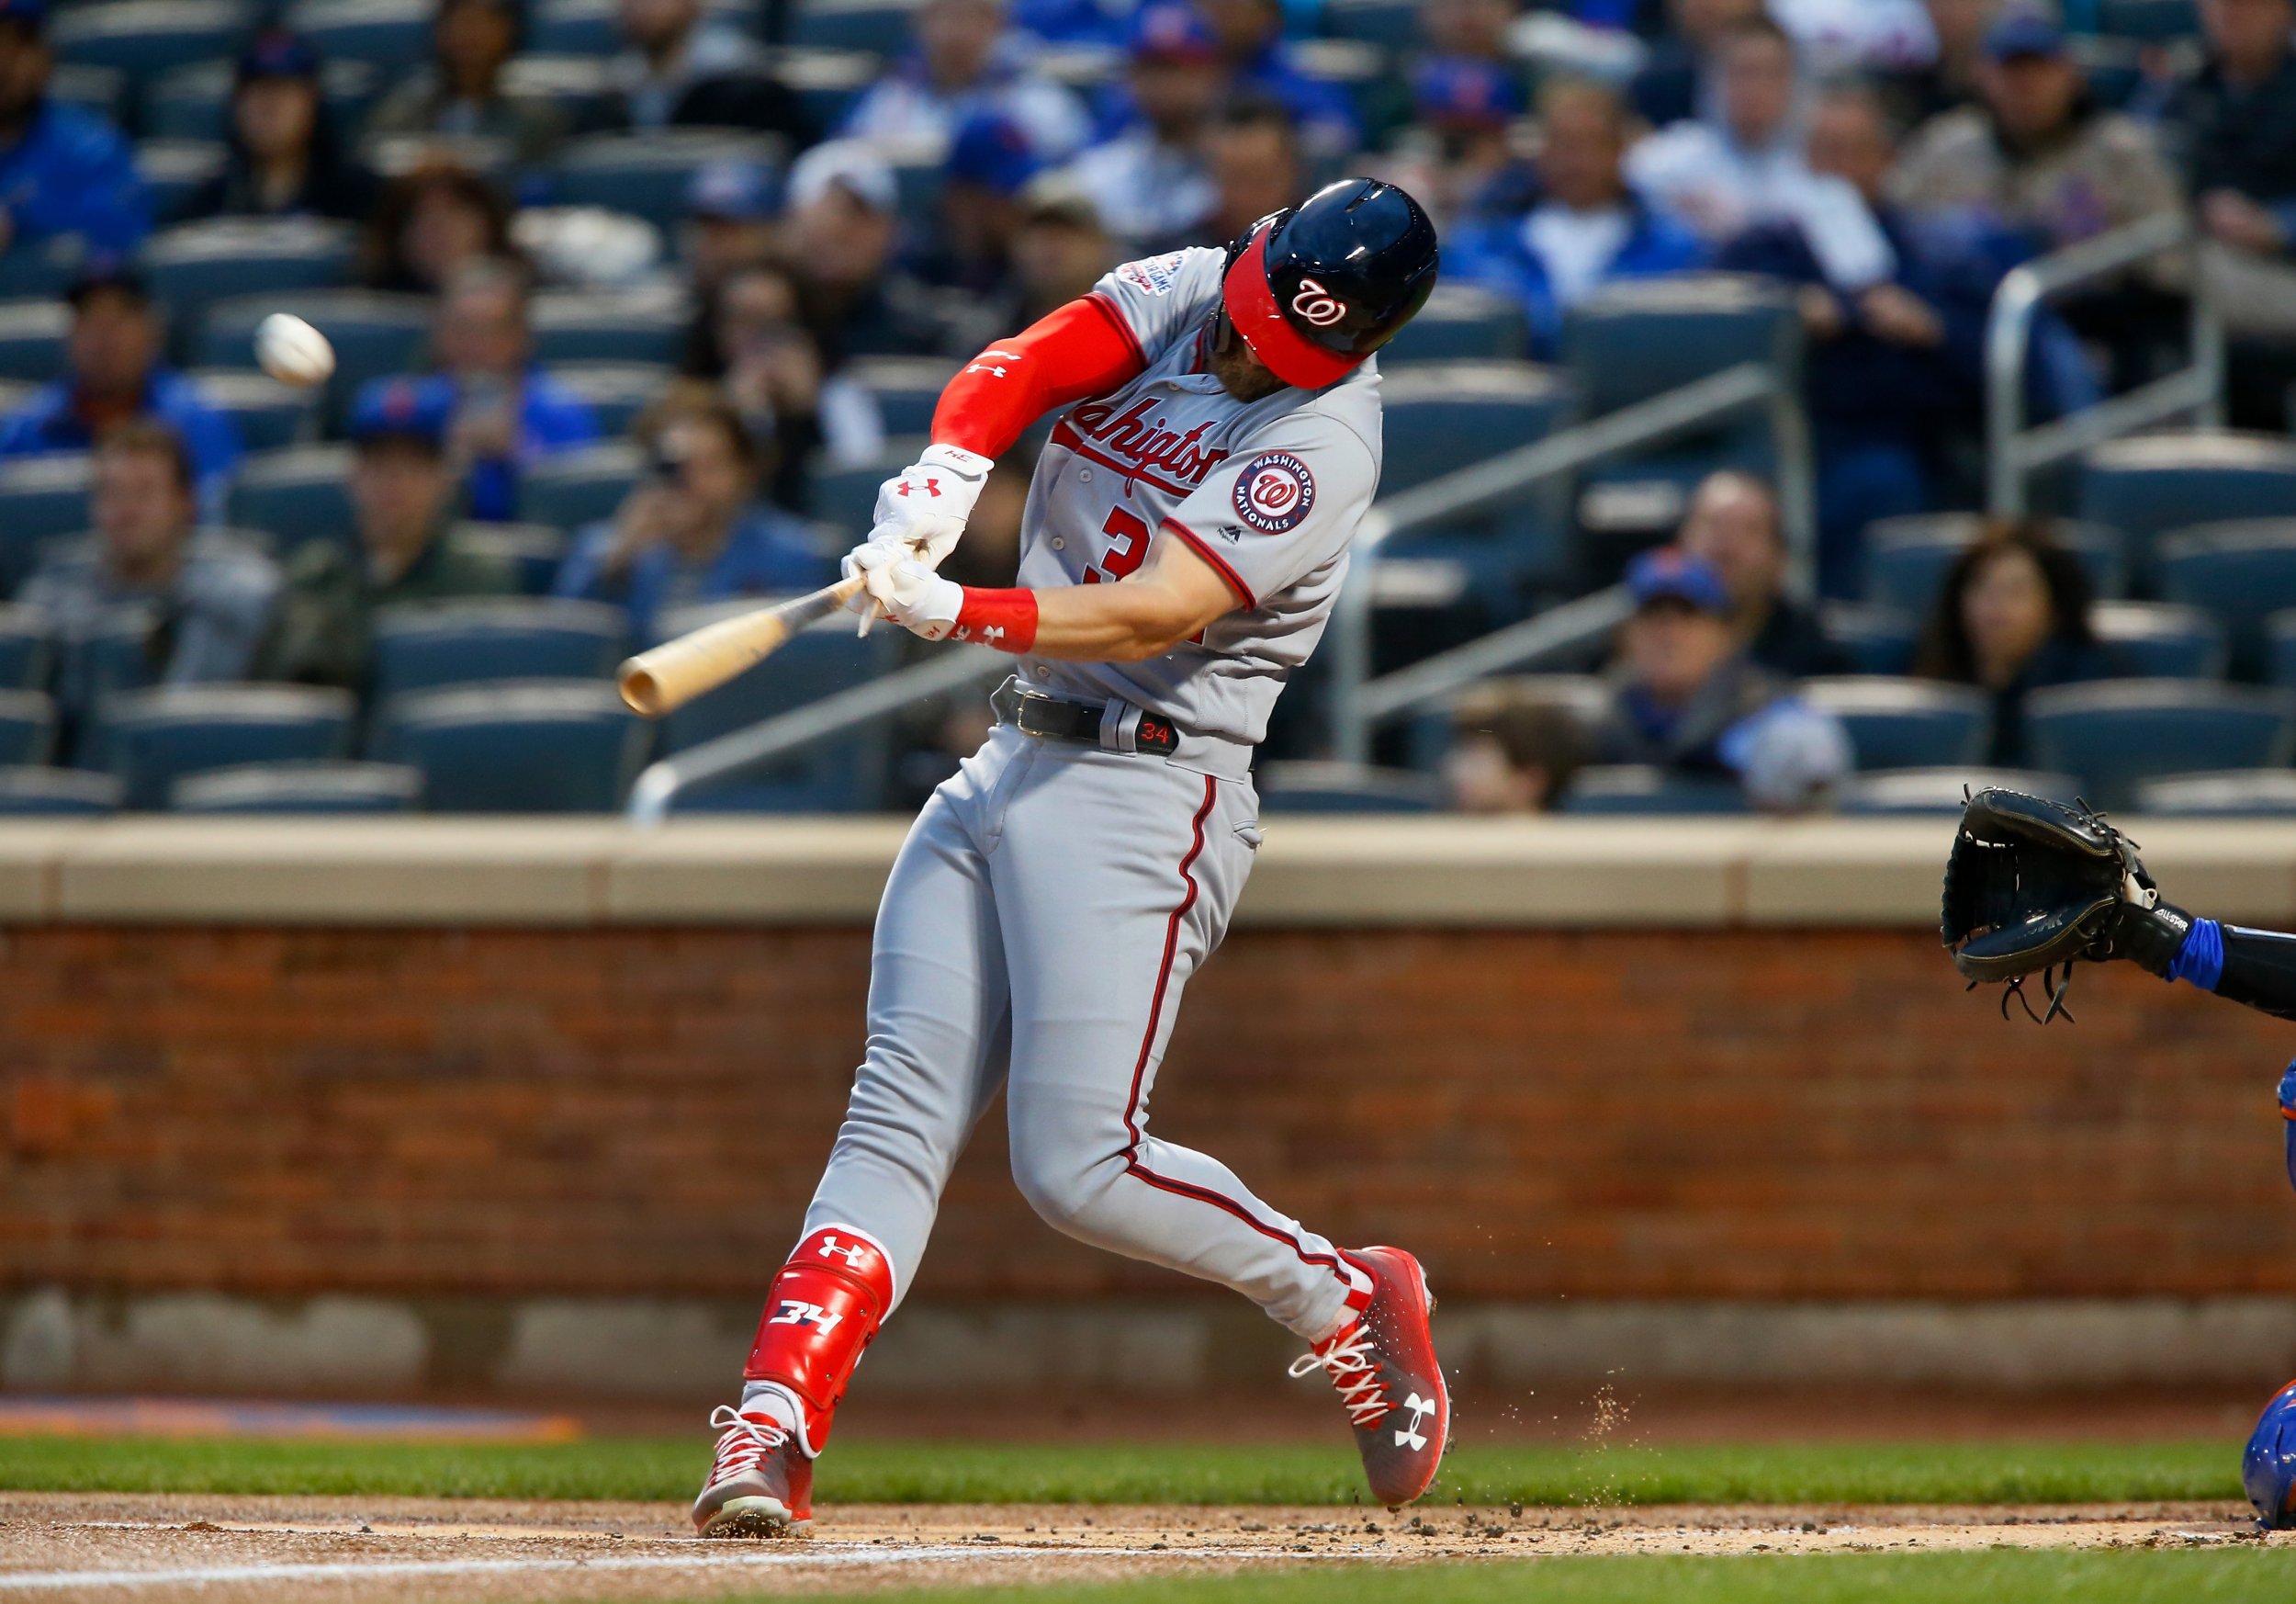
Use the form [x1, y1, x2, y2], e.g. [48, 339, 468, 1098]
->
[1221, 178, 1438, 389]
[2245, 1378, 2296, 1527]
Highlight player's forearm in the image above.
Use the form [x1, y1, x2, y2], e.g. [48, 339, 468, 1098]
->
[2158, 918, 2296, 1022]
[1024, 581, 1206, 661]
[931, 297, 1145, 461]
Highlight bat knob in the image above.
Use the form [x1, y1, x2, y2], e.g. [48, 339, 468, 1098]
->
[618, 661, 667, 717]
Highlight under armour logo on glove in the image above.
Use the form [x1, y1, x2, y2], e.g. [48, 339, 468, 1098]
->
[895, 478, 943, 499]
[816, 1235, 872, 1269]
[768, 1299, 844, 1333]
[1394, 1392, 1435, 1452]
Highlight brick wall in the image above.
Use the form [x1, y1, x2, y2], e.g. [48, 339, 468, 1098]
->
[4, 925, 2293, 1306]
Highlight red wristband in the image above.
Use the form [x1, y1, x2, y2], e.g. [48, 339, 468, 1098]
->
[952, 587, 1039, 653]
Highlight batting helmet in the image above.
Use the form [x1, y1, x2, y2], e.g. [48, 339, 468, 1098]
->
[2245, 1377, 2296, 1528]
[1220, 178, 1439, 390]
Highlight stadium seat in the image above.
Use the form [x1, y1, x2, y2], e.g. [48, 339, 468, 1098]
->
[187, 369, 319, 452]
[773, 49, 880, 131]
[518, 441, 645, 531]
[845, 356, 961, 438]
[1562, 275, 1800, 415]
[141, 219, 356, 343]
[1257, 761, 1444, 813]
[1561, 275, 1801, 548]
[2090, 601, 2228, 680]
[0, 689, 57, 764]
[1377, 362, 1575, 588]
[48, 64, 126, 129]
[1798, 678, 1991, 771]
[2155, 520, 2296, 681]
[0, 604, 51, 691]
[2024, 679, 2296, 809]
[227, 445, 356, 554]
[551, 131, 782, 232]
[1835, 767, 2080, 814]
[0, 765, 120, 814]
[370, 597, 627, 702]
[2077, 432, 2296, 580]
[50, 0, 253, 86]
[530, 291, 688, 367]
[372, 680, 648, 812]
[655, 604, 893, 809]
[0, 299, 67, 381]
[1557, 764, 1748, 814]
[809, 438, 919, 537]
[496, 54, 616, 129]
[788, 0, 920, 51]
[1321, 0, 1420, 51]
[172, 760, 424, 813]
[137, 140, 227, 225]
[199, 290, 430, 412]
[2133, 769, 2296, 815]
[1818, 602, 1919, 675]
[546, 362, 670, 437]
[104, 684, 356, 809]
[286, 0, 435, 71]
[1378, 283, 1531, 367]
[1862, 513, 2127, 613]
[0, 456, 95, 581]
[454, 522, 569, 594]
[2096, 0, 2198, 39]
[65, 608, 166, 751]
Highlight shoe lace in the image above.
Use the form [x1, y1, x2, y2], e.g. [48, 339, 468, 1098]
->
[1289, 1321, 1391, 1428]
[707, 1403, 787, 1478]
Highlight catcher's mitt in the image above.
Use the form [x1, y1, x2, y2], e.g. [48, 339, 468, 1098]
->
[1941, 788, 2186, 1022]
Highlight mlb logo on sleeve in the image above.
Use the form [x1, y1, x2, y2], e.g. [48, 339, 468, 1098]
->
[1232, 452, 1316, 534]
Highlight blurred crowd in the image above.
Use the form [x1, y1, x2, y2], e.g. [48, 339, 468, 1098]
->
[0, 0, 2282, 810]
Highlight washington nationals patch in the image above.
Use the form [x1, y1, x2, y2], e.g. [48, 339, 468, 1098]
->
[1232, 452, 1316, 534]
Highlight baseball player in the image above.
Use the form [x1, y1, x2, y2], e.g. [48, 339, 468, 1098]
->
[1941, 788, 2296, 1527]
[692, 179, 1445, 1537]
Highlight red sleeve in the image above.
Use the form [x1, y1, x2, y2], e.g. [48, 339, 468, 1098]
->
[931, 293, 1148, 459]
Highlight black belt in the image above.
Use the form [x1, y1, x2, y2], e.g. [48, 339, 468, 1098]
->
[991, 679, 1178, 756]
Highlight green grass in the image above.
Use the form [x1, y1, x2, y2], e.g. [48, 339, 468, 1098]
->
[834, 1552, 2296, 1604]
[0, 1435, 2245, 1508]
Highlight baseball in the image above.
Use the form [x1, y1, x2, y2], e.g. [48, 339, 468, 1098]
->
[253, 312, 335, 388]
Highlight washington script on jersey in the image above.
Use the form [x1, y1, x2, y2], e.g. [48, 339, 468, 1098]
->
[1055, 396, 1232, 489]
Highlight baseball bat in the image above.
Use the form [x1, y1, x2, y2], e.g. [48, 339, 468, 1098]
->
[618, 573, 869, 717]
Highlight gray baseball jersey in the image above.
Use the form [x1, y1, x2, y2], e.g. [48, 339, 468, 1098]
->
[1013, 246, 1385, 755]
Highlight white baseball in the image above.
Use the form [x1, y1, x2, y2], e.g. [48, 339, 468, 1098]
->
[254, 312, 335, 388]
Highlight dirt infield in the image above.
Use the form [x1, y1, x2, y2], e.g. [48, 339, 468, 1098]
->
[0, 1492, 2277, 1601]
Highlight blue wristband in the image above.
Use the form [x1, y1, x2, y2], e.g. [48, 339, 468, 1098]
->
[2167, 918, 2224, 991]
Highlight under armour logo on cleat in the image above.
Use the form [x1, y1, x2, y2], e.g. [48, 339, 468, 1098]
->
[768, 1299, 844, 1332]
[1395, 1393, 1435, 1452]
[816, 1235, 871, 1268]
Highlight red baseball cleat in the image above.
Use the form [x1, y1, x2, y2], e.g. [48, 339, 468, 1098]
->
[692, 1404, 812, 1538]
[1289, 1246, 1448, 1508]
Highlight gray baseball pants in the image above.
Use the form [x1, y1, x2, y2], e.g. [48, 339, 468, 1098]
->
[802, 722, 1364, 1341]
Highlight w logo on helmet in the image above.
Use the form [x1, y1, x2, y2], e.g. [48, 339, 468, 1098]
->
[1289, 277, 1348, 327]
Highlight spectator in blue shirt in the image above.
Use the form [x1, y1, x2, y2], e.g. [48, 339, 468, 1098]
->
[0, 265, 242, 517]
[1196, 0, 1363, 157]
[0, 0, 148, 262]
[556, 394, 832, 640]
[838, 0, 1092, 164]
[1446, 79, 1706, 357]
[428, 257, 599, 523]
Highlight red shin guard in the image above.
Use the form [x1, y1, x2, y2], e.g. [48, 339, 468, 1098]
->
[741, 1226, 894, 1457]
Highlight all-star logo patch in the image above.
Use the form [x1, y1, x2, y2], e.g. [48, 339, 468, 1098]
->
[1231, 452, 1315, 534]
[1117, 252, 1186, 297]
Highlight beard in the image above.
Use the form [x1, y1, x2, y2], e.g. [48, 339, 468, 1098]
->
[1209, 317, 1290, 402]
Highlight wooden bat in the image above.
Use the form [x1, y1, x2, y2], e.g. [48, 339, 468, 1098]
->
[618, 573, 869, 717]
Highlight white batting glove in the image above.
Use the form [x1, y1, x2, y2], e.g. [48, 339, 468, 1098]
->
[850, 543, 962, 641]
[842, 443, 992, 630]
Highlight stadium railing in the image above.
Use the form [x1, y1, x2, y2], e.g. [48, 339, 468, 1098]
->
[1985, 209, 2224, 517]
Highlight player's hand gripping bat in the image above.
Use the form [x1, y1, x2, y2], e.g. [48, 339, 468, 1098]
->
[617, 573, 869, 717]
